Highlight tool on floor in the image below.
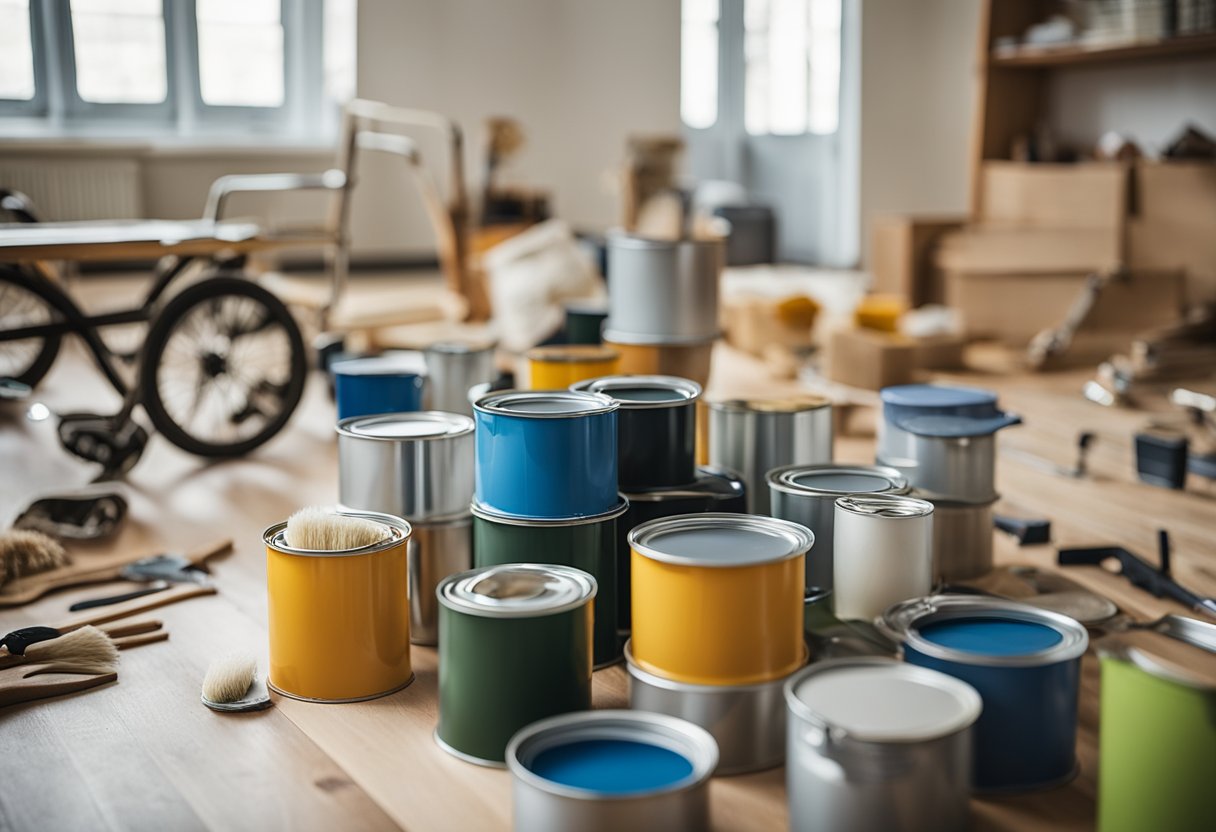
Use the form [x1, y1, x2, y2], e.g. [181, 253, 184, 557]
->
[69, 553, 214, 611]
[993, 514, 1052, 546]
[58, 583, 216, 632]
[1003, 431, 1095, 478]
[0, 378, 31, 400]
[201, 653, 272, 712]
[0, 529, 69, 588]
[1059, 530, 1216, 620]
[284, 507, 392, 550]
[11, 488, 128, 540]
[0, 626, 118, 674]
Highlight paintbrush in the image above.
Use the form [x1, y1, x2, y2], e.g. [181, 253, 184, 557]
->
[0, 529, 69, 587]
[285, 507, 392, 550]
[0, 625, 119, 675]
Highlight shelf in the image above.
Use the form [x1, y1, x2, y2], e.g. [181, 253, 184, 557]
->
[990, 31, 1216, 68]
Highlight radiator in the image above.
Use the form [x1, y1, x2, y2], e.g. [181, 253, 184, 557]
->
[0, 158, 143, 221]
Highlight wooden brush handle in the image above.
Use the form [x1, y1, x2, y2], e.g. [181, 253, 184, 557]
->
[58, 584, 216, 632]
[0, 664, 117, 708]
[113, 631, 169, 650]
[100, 620, 163, 639]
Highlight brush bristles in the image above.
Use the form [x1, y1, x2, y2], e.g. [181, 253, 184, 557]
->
[202, 653, 257, 704]
[25, 626, 119, 675]
[284, 507, 392, 551]
[0, 530, 70, 587]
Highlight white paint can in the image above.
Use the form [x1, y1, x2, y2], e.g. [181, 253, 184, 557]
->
[832, 494, 934, 620]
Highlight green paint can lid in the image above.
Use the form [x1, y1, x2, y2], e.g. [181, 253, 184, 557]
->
[439, 563, 597, 618]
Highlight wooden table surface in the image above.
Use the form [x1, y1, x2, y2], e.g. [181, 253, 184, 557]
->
[2, 332, 1214, 831]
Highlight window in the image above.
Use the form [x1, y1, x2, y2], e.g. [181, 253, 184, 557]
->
[744, 0, 840, 136]
[0, 0, 357, 139]
[681, 0, 719, 130]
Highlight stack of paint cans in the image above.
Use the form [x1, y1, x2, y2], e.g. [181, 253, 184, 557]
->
[877, 384, 1021, 581]
[624, 513, 814, 774]
[471, 389, 625, 668]
[336, 411, 475, 645]
[602, 232, 723, 387]
[570, 375, 746, 637]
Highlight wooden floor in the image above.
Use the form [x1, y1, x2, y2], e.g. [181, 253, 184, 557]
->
[1, 283, 1214, 831]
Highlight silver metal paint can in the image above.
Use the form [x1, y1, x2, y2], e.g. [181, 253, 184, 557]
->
[507, 710, 718, 832]
[905, 432, 998, 503]
[407, 513, 473, 646]
[768, 464, 909, 591]
[707, 396, 833, 514]
[423, 340, 497, 416]
[336, 411, 475, 521]
[833, 495, 934, 621]
[785, 657, 981, 832]
[923, 494, 997, 582]
[624, 641, 794, 775]
[604, 232, 723, 344]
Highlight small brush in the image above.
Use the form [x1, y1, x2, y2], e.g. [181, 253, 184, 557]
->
[0, 529, 70, 588]
[284, 507, 392, 551]
[201, 652, 272, 712]
[0, 626, 119, 675]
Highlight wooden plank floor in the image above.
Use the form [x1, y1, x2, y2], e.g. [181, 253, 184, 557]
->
[2, 309, 1214, 830]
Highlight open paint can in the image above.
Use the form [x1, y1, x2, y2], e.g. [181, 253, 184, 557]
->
[473, 390, 619, 519]
[423, 340, 496, 416]
[571, 375, 701, 490]
[264, 511, 413, 702]
[1096, 618, 1216, 832]
[337, 411, 474, 521]
[332, 354, 427, 420]
[882, 595, 1088, 792]
[407, 513, 472, 646]
[625, 641, 797, 775]
[832, 494, 934, 621]
[472, 498, 627, 668]
[707, 396, 833, 514]
[436, 564, 595, 766]
[768, 464, 909, 592]
[630, 513, 812, 685]
[525, 345, 620, 390]
[785, 657, 981, 832]
[507, 710, 717, 832]
[923, 494, 997, 582]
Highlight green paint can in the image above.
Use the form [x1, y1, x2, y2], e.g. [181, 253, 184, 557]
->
[436, 563, 596, 766]
[472, 498, 625, 668]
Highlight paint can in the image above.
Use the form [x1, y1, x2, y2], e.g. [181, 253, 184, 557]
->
[1096, 619, 1216, 832]
[423, 340, 497, 416]
[525, 345, 620, 390]
[625, 641, 796, 775]
[507, 710, 717, 832]
[785, 657, 981, 832]
[923, 494, 997, 581]
[877, 384, 1000, 469]
[332, 354, 427, 420]
[407, 513, 472, 646]
[767, 464, 909, 592]
[473, 390, 619, 519]
[630, 513, 812, 685]
[604, 232, 723, 344]
[337, 411, 474, 521]
[472, 499, 626, 668]
[898, 414, 1019, 502]
[571, 375, 701, 490]
[564, 297, 609, 345]
[881, 595, 1088, 792]
[603, 336, 716, 389]
[707, 396, 833, 514]
[264, 511, 413, 702]
[832, 495, 934, 621]
[436, 564, 595, 766]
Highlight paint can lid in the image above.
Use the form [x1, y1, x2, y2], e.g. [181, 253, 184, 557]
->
[439, 563, 596, 618]
[424, 339, 496, 355]
[471, 496, 629, 527]
[707, 394, 830, 414]
[571, 375, 702, 408]
[768, 464, 908, 498]
[785, 657, 982, 744]
[835, 494, 934, 518]
[880, 384, 996, 409]
[629, 513, 812, 568]
[336, 411, 474, 440]
[474, 389, 618, 418]
[1097, 618, 1216, 691]
[332, 352, 427, 377]
[525, 345, 620, 364]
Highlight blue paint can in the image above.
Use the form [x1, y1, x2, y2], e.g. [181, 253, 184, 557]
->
[333, 355, 427, 421]
[882, 596, 1088, 793]
[474, 390, 619, 519]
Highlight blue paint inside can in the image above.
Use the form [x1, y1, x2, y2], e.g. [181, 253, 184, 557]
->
[919, 617, 1063, 656]
[529, 739, 693, 793]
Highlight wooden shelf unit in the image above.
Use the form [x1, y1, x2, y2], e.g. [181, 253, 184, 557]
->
[991, 30, 1216, 67]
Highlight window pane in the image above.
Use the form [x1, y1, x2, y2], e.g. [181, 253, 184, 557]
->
[681, 0, 718, 130]
[0, 0, 35, 101]
[70, 0, 167, 104]
[745, 0, 840, 136]
[324, 0, 358, 103]
[808, 0, 840, 134]
[197, 0, 284, 107]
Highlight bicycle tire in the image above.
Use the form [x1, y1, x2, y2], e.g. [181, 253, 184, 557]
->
[0, 265, 63, 387]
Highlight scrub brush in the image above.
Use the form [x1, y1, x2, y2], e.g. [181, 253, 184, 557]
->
[0, 625, 119, 675]
[284, 507, 392, 551]
[0, 530, 69, 588]
[201, 652, 271, 712]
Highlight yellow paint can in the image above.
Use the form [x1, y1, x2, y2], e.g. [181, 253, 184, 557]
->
[630, 513, 812, 685]
[525, 345, 620, 389]
[264, 511, 413, 702]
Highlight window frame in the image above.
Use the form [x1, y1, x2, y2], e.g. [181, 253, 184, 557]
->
[0, 0, 51, 117]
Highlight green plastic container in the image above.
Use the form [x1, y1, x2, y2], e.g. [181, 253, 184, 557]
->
[436, 563, 595, 766]
[472, 499, 624, 667]
[1097, 621, 1216, 832]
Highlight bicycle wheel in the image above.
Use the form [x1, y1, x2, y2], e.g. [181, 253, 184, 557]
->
[140, 275, 307, 457]
[0, 266, 62, 387]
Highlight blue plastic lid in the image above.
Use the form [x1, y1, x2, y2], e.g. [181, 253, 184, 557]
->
[880, 384, 996, 409]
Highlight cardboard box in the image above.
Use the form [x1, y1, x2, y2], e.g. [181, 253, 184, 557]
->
[936, 226, 1122, 274]
[826, 328, 918, 390]
[721, 293, 818, 357]
[912, 333, 968, 370]
[870, 214, 965, 305]
[980, 161, 1128, 230]
[1128, 161, 1216, 303]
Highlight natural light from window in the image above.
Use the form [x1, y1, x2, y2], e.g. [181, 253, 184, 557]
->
[70, 0, 168, 104]
[744, 0, 840, 136]
[0, 0, 35, 101]
[197, 0, 285, 108]
[681, 0, 718, 130]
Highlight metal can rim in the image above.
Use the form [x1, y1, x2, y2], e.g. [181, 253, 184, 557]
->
[623, 640, 801, 694]
[605, 229, 726, 250]
[470, 497, 629, 526]
[600, 328, 722, 346]
[331, 356, 427, 377]
[473, 389, 619, 419]
[628, 512, 813, 568]
[768, 463, 909, 498]
[1096, 617, 1216, 691]
[424, 339, 497, 355]
[706, 395, 830, 414]
[335, 410, 475, 441]
[569, 374, 702, 408]
[835, 494, 935, 518]
[525, 345, 621, 364]
[437, 563, 597, 618]
[262, 510, 411, 558]
[621, 466, 744, 503]
[506, 709, 719, 802]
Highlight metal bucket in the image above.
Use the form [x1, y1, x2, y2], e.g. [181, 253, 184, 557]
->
[264, 511, 413, 702]
[436, 564, 595, 766]
[604, 232, 723, 344]
[768, 464, 909, 592]
[507, 710, 717, 832]
[337, 411, 474, 521]
[785, 657, 981, 832]
[332, 355, 427, 421]
[832, 495, 934, 621]
[924, 495, 996, 582]
[525, 345, 620, 390]
[707, 396, 833, 514]
[407, 513, 472, 646]
[423, 340, 496, 416]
